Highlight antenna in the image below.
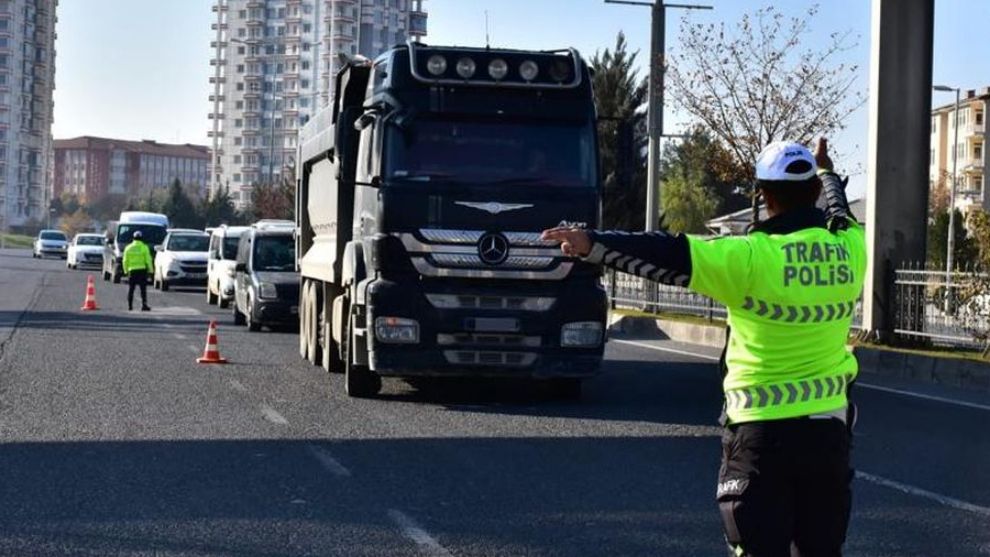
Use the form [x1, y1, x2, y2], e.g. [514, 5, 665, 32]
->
[484, 10, 490, 49]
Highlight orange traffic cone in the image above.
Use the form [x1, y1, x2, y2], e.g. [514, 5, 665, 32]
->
[80, 275, 99, 311]
[197, 320, 228, 364]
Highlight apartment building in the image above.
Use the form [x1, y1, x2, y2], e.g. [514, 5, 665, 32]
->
[930, 87, 990, 214]
[53, 136, 209, 202]
[209, 0, 427, 208]
[0, 0, 57, 230]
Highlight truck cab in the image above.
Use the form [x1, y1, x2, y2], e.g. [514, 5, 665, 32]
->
[296, 43, 607, 398]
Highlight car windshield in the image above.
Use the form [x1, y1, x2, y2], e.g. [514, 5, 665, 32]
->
[168, 235, 209, 252]
[222, 237, 241, 260]
[385, 117, 597, 187]
[252, 234, 295, 271]
[117, 224, 168, 246]
[76, 236, 103, 246]
[40, 231, 66, 241]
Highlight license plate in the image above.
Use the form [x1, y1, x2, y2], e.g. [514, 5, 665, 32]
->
[465, 317, 520, 332]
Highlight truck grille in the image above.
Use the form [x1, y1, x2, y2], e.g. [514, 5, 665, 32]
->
[443, 350, 538, 367]
[437, 333, 541, 347]
[425, 294, 555, 311]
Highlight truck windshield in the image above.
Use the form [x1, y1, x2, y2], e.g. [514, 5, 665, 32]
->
[168, 235, 209, 252]
[117, 224, 168, 246]
[386, 118, 597, 187]
[252, 235, 295, 271]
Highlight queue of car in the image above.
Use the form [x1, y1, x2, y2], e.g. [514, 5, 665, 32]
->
[36, 216, 299, 334]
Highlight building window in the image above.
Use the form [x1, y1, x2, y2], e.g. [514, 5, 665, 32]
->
[974, 175, 983, 192]
[975, 143, 983, 160]
[978, 111, 984, 126]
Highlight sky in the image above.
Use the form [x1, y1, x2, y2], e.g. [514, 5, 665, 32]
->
[52, 0, 990, 201]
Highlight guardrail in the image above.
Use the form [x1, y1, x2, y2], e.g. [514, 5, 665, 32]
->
[892, 262, 989, 349]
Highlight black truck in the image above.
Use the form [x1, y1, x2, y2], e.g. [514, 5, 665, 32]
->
[296, 42, 607, 398]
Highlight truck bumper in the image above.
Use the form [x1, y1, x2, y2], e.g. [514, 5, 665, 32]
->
[365, 277, 607, 379]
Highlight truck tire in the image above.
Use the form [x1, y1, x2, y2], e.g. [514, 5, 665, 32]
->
[219, 297, 229, 309]
[233, 301, 246, 326]
[344, 311, 381, 398]
[299, 280, 311, 359]
[305, 281, 321, 365]
[206, 286, 218, 305]
[321, 302, 344, 374]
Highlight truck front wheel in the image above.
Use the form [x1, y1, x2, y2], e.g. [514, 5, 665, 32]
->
[304, 281, 322, 365]
[344, 311, 381, 398]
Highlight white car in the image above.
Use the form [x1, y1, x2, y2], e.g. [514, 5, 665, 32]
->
[66, 233, 105, 269]
[206, 225, 249, 308]
[152, 230, 210, 291]
[33, 229, 68, 259]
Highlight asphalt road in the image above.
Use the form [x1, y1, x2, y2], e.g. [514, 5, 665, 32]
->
[0, 248, 988, 556]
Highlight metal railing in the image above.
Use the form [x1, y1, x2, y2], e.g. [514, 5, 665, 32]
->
[604, 269, 726, 322]
[892, 262, 989, 349]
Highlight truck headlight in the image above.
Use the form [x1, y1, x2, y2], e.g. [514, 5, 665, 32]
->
[560, 321, 603, 348]
[375, 317, 420, 344]
[258, 282, 278, 300]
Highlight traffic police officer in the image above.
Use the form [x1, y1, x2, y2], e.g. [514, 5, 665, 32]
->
[542, 138, 865, 556]
[122, 230, 153, 312]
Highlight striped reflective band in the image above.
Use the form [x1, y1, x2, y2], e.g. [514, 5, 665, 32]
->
[725, 373, 854, 410]
[741, 297, 856, 323]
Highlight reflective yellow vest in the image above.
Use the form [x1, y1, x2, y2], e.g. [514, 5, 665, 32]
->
[687, 221, 867, 423]
[122, 240, 153, 274]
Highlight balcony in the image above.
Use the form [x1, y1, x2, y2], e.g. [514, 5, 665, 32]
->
[246, 1, 264, 8]
[212, 3, 228, 12]
[211, 22, 228, 31]
[209, 76, 226, 84]
[210, 58, 227, 66]
[208, 113, 225, 120]
[207, 130, 224, 138]
[210, 40, 228, 49]
[208, 94, 225, 102]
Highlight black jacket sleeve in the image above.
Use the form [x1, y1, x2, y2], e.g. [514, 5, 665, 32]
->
[583, 230, 692, 286]
[820, 171, 855, 230]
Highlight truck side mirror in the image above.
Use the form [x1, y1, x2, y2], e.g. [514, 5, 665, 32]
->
[354, 112, 376, 131]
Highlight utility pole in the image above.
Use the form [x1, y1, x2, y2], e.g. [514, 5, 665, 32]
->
[604, 1, 712, 231]
[933, 84, 961, 313]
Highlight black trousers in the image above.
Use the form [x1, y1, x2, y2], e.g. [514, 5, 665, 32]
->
[718, 418, 852, 557]
[127, 270, 148, 307]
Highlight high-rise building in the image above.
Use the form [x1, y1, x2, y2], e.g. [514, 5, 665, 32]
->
[0, 0, 57, 231]
[930, 88, 989, 214]
[53, 136, 210, 203]
[209, 0, 427, 208]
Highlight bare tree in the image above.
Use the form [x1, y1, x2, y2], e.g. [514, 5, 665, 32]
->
[666, 4, 864, 221]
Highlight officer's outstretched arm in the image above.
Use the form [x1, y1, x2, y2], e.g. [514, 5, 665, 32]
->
[582, 230, 693, 287]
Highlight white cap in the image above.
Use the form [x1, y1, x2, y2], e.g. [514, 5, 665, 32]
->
[755, 141, 817, 181]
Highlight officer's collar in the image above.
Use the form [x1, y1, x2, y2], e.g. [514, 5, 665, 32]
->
[748, 207, 827, 235]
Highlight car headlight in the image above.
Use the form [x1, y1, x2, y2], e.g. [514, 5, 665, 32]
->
[257, 282, 278, 300]
[561, 321, 603, 348]
[375, 317, 420, 344]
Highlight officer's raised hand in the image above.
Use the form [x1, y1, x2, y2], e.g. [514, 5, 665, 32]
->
[541, 227, 591, 258]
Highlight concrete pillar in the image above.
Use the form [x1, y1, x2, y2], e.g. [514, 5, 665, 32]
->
[863, 0, 934, 338]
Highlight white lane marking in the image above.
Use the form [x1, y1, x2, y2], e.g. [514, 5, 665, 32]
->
[611, 338, 719, 362]
[306, 444, 352, 477]
[610, 339, 989, 411]
[260, 404, 289, 425]
[387, 509, 453, 557]
[171, 332, 186, 340]
[187, 344, 200, 354]
[855, 382, 990, 412]
[856, 471, 990, 517]
[229, 378, 248, 393]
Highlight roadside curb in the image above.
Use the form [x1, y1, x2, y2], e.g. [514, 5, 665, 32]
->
[853, 346, 990, 393]
[608, 314, 725, 349]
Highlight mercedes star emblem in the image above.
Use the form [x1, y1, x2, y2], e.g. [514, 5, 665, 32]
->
[477, 233, 510, 265]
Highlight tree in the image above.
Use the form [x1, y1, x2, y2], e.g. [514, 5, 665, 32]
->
[200, 185, 242, 226]
[927, 209, 976, 268]
[667, 4, 865, 222]
[659, 128, 749, 233]
[160, 179, 202, 228]
[60, 208, 93, 238]
[248, 169, 295, 221]
[590, 32, 648, 230]
[87, 193, 129, 223]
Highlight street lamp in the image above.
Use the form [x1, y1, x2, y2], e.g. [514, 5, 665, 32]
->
[604, 0, 713, 231]
[933, 84, 961, 312]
